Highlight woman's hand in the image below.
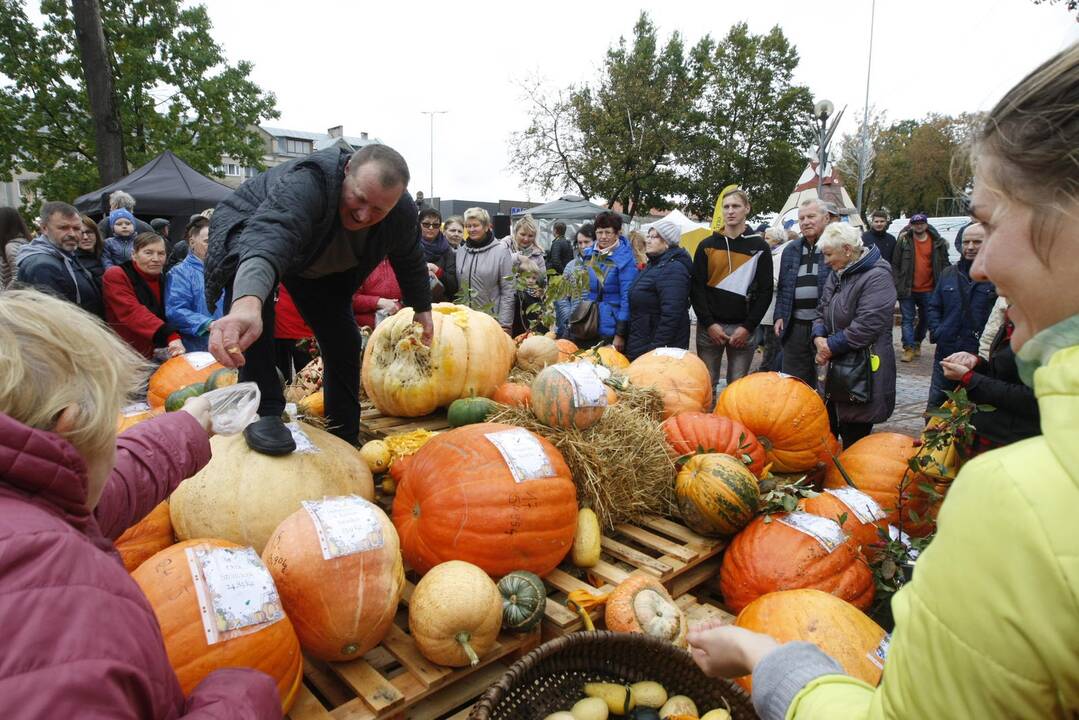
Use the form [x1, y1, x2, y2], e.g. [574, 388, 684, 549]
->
[686, 621, 780, 679]
[814, 337, 832, 364]
[943, 351, 979, 370]
[376, 298, 402, 314]
[167, 338, 186, 357]
[941, 360, 970, 381]
[613, 334, 626, 352]
[426, 262, 439, 276]
[180, 395, 213, 436]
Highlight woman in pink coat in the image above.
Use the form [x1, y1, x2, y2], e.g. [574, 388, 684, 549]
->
[0, 288, 280, 719]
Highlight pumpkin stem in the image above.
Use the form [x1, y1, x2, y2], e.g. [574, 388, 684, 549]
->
[455, 631, 480, 666]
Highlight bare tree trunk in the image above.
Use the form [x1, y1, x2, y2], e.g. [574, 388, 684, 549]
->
[70, 0, 126, 185]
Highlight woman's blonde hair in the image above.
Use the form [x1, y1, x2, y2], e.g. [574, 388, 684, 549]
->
[628, 229, 647, 266]
[513, 214, 538, 239]
[0, 289, 149, 457]
[464, 207, 490, 227]
[817, 222, 864, 254]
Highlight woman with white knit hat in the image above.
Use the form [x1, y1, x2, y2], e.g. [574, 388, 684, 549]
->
[625, 218, 693, 359]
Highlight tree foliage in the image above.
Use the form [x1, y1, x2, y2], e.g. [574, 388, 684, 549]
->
[510, 14, 813, 216]
[0, 0, 278, 209]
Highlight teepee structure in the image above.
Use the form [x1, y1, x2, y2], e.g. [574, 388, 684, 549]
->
[774, 161, 864, 231]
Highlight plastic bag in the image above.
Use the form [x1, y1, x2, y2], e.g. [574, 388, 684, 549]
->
[200, 382, 261, 436]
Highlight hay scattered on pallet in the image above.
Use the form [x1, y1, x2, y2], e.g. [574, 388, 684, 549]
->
[489, 386, 675, 529]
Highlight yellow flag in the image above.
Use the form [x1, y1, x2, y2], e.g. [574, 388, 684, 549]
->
[711, 183, 739, 233]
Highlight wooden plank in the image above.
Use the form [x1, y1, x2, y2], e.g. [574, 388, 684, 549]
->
[401, 661, 507, 719]
[543, 568, 609, 595]
[640, 514, 718, 550]
[600, 536, 675, 577]
[666, 557, 722, 600]
[381, 624, 450, 687]
[544, 595, 579, 625]
[332, 659, 405, 713]
[583, 558, 631, 586]
[614, 523, 697, 562]
[287, 684, 335, 720]
[304, 658, 356, 710]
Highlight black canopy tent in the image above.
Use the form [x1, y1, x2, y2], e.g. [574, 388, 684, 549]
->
[74, 150, 234, 242]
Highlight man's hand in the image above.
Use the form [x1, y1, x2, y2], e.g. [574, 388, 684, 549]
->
[728, 326, 751, 348]
[209, 296, 263, 368]
[376, 297, 402, 314]
[687, 621, 779, 679]
[941, 360, 970, 381]
[426, 262, 440, 276]
[166, 338, 186, 358]
[612, 334, 625, 352]
[943, 351, 979, 371]
[414, 310, 434, 346]
[774, 318, 784, 337]
[706, 323, 729, 345]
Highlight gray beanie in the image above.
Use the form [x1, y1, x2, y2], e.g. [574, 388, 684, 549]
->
[648, 218, 681, 247]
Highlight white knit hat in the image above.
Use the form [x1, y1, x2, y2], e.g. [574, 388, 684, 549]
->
[647, 218, 681, 247]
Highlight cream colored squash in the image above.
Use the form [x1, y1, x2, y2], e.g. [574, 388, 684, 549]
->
[408, 560, 502, 667]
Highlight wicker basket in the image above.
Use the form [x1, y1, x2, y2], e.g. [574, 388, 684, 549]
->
[469, 631, 758, 719]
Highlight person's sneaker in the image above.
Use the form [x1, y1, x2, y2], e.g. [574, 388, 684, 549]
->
[901, 347, 915, 363]
[913, 344, 922, 358]
[243, 415, 296, 456]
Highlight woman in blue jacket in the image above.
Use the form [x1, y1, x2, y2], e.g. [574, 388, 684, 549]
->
[165, 217, 222, 351]
[577, 211, 638, 351]
[626, 219, 692, 359]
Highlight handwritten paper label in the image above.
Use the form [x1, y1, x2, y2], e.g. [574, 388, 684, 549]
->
[184, 351, 217, 371]
[778, 512, 848, 553]
[121, 402, 151, 416]
[286, 422, 319, 454]
[303, 496, 385, 560]
[867, 634, 891, 670]
[824, 487, 886, 525]
[654, 347, 689, 360]
[485, 428, 555, 484]
[553, 362, 608, 408]
[185, 545, 284, 645]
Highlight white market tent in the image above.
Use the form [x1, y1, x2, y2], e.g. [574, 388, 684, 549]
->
[774, 161, 864, 231]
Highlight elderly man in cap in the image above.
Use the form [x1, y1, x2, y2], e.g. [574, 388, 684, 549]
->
[892, 213, 951, 362]
[626, 218, 693, 360]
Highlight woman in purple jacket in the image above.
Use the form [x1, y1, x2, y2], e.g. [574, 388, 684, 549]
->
[0, 288, 280, 719]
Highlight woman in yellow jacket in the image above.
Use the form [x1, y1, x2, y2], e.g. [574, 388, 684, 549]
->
[689, 43, 1079, 720]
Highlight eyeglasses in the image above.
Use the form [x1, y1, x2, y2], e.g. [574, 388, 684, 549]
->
[420, 222, 441, 229]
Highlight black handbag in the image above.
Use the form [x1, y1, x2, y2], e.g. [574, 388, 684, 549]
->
[826, 346, 873, 404]
[568, 300, 600, 343]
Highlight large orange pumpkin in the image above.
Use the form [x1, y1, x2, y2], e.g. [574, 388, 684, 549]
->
[674, 454, 760, 537]
[718, 513, 875, 613]
[362, 303, 516, 417]
[662, 412, 767, 477]
[262, 497, 404, 662]
[713, 372, 832, 473]
[114, 502, 174, 572]
[555, 339, 579, 362]
[531, 363, 608, 430]
[132, 539, 303, 710]
[823, 432, 935, 536]
[605, 572, 688, 647]
[147, 353, 224, 409]
[799, 487, 888, 558]
[391, 422, 578, 577]
[734, 589, 888, 691]
[626, 348, 712, 419]
[491, 382, 532, 408]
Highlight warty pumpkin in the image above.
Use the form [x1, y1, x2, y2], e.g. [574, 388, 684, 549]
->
[392, 422, 577, 577]
[517, 335, 561, 373]
[531, 363, 608, 431]
[734, 589, 888, 692]
[262, 496, 404, 662]
[114, 501, 173, 572]
[674, 453, 760, 537]
[625, 348, 713, 419]
[823, 432, 936, 536]
[170, 422, 374, 553]
[799, 487, 888, 558]
[581, 345, 630, 370]
[605, 572, 688, 647]
[491, 381, 533, 408]
[662, 411, 767, 477]
[409, 560, 503, 666]
[718, 512, 875, 613]
[147, 352, 223, 409]
[713, 372, 832, 473]
[362, 303, 516, 417]
[131, 539, 303, 710]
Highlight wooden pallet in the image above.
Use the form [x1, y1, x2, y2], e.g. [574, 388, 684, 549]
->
[360, 408, 450, 441]
[286, 578, 540, 720]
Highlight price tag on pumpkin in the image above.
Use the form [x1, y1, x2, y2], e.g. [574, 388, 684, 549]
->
[121, 402, 151, 416]
[485, 427, 556, 484]
[824, 487, 886, 525]
[303, 496, 385, 560]
[185, 545, 284, 646]
[553, 362, 608, 408]
[654, 347, 688, 360]
[184, 351, 217, 371]
[778, 512, 848, 553]
[867, 633, 891, 670]
[285, 422, 319, 454]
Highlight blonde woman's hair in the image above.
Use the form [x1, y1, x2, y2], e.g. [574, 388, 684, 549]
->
[817, 222, 864, 254]
[628, 229, 647, 266]
[513, 214, 539, 239]
[0, 289, 149, 457]
[464, 207, 490, 226]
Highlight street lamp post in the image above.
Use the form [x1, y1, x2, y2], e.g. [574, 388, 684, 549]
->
[420, 110, 448, 200]
[856, 0, 877, 217]
[813, 99, 835, 194]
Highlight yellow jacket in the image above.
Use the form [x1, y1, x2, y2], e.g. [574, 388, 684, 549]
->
[786, 345, 1079, 719]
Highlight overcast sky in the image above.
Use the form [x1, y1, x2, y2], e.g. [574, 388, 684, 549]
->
[204, 0, 1078, 208]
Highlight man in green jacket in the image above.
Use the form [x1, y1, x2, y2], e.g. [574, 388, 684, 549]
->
[892, 214, 951, 362]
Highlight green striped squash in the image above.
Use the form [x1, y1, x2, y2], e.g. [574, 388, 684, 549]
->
[675, 453, 760, 536]
[531, 365, 606, 431]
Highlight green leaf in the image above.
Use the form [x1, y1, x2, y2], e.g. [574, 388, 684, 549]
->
[781, 495, 798, 512]
[836, 512, 848, 526]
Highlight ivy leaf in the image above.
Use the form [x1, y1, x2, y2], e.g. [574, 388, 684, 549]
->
[781, 494, 798, 512]
[836, 512, 848, 526]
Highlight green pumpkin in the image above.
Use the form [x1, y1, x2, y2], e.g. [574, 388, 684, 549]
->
[165, 382, 208, 412]
[202, 367, 238, 393]
[497, 570, 547, 632]
[447, 396, 495, 427]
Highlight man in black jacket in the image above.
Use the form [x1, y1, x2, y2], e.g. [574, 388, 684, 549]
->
[861, 210, 896, 265]
[546, 221, 574, 274]
[16, 201, 104, 318]
[205, 144, 433, 455]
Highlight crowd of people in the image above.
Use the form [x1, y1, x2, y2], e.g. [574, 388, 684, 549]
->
[0, 41, 1074, 720]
